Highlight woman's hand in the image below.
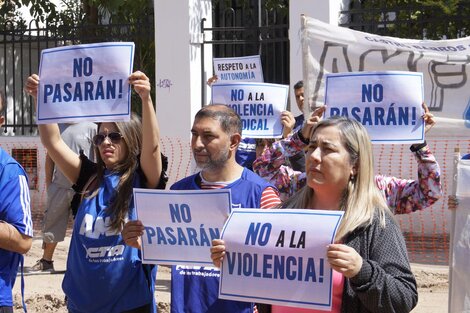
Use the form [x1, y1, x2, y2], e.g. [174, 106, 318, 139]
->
[122, 220, 144, 249]
[207, 74, 219, 86]
[301, 105, 326, 140]
[281, 111, 296, 138]
[327, 243, 363, 278]
[129, 71, 151, 101]
[422, 102, 435, 134]
[210, 239, 226, 268]
[24, 74, 40, 103]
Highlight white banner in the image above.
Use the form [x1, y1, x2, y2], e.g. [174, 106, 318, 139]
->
[301, 16, 470, 136]
[37, 42, 134, 124]
[449, 159, 470, 313]
[213, 55, 264, 82]
[211, 82, 289, 138]
[134, 189, 231, 266]
[219, 208, 344, 310]
[325, 71, 424, 144]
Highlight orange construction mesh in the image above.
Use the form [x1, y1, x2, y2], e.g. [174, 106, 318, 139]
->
[2, 136, 468, 265]
[1, 140, 47, 232]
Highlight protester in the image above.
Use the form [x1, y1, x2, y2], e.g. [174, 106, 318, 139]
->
[26, 122, 96, 273]
[447, 153, 470, 210]
[212, 116, 418, 313]
[0, 90, 33, 312]
[207, 74, 296, 171]
[254, 104, 442, 212]
[122, 104, 281, 313]
[25, 71, 167, 313]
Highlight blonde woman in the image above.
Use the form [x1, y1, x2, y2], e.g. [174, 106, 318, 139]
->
[212, 116, 417, 313]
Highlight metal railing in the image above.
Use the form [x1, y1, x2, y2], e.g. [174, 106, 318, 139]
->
[0, 15, 154, 135]
[201, 1, 289, 107]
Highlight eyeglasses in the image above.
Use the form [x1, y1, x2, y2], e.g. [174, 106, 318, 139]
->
[92, 132, 123, 146]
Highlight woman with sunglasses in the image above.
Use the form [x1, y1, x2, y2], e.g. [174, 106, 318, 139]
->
[25, 71, 167, 313]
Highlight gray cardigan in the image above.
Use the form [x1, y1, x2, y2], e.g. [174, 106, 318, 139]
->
[341, 212, 418, 313]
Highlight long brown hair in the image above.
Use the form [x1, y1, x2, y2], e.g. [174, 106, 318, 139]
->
[90, 113, 143, 232]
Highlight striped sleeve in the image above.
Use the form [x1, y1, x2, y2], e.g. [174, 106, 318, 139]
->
[0, 170, 33, 237]
[19, 175, 33, 236]
[260, 187, 282, 209]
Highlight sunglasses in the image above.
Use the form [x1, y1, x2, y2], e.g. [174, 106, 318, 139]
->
[92, 132, 123, 146]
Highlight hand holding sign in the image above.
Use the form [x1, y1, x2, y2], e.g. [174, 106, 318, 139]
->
[122, 220, 145, 249]
[24, 74, 40, 103]
[129, 71, 151, 101]
[422, 103, 435, 134]
[326, 243, 363, 278]
[301, 105, 326, 140]
[210, 238, 226, 268]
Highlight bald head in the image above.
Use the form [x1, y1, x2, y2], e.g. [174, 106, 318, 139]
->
[195, 104, 242, 136]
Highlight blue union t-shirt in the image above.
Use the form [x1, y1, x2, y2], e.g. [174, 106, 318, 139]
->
[0, 147, 33, 307]
[170, 168, 272, 313]
[64, 155, 167, 313]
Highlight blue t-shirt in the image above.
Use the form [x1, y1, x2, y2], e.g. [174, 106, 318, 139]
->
[170, 168, 272, 313]
[236, 138, 257, 170]
[63, 157, 165, 313]
[0, 148, 33, 307]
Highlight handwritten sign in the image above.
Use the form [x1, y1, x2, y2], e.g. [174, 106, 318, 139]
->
[213, 55, 263, 82]
[37, 42, 135, 123]
[219, 208, 344, 310]
[211, 82, 289, 138]
[134, 189, 231, 266]
[324, 71, 424, 144]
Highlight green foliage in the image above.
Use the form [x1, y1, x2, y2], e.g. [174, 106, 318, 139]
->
[352, 0, 469, 39]
[0, 0, 59, 25]
[1, 0, 155, 114]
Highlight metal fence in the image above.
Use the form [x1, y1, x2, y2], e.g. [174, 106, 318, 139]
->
[0, 14, 154, 135]
[201, 1, 289, 106]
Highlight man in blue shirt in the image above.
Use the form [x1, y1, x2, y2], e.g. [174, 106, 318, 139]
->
[123, 105, 281, 313]
[0, 91, 33, 313]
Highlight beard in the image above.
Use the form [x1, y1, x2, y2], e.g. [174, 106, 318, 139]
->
[195, 148, 230, 171]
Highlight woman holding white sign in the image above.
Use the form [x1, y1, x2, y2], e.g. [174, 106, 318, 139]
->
[25, 71, 168, 313]
[253, 103, 442, 213]
[212, 116, 417, 313]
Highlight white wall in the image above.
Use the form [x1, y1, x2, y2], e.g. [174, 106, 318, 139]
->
[154, 0, 212, 185]
[289, 0, 341, 116]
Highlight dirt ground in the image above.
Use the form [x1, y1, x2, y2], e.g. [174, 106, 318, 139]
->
[13, 236, 449, 313]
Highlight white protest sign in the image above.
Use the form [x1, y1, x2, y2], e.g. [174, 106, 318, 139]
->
[37, 42, 134, 124]
[324, 71, 424, 144]
[211, 82, 289, 138]
[213, 55, 263, 82]
[219, 208, 344, 310]
[449, 159, 470, 313]
[302, 16, 470, 137]
[134, 189, 231, 266]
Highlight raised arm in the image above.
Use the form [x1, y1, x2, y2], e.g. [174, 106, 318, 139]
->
[375, 103, 442, 214]
[128, 71, 162, 188]
[252, 107, 325, 196]
[25, 74, 81, 184]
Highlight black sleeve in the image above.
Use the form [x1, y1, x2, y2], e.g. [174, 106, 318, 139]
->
[156, 154, 169, 189]
[72, 152, 98, 193]
[137, 153, 169, 190]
